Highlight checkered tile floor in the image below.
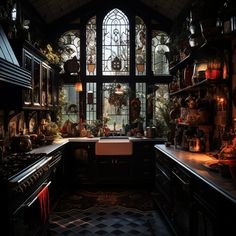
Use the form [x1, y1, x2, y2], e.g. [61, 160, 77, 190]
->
[49, 205, 171, 235]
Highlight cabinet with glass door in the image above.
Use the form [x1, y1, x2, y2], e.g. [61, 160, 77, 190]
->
[22, 44, 58, 110]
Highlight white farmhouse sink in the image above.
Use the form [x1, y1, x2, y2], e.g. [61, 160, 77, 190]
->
[95, 139, 133, 156]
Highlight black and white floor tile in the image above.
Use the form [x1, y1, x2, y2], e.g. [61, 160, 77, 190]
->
[48, 189, 174, 236]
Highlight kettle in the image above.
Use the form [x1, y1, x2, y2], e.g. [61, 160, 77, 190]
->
[11, 132, 32, 153]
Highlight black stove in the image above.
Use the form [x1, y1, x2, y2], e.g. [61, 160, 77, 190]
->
[0, 152, 52, 213]
[0, 153, 47, 180]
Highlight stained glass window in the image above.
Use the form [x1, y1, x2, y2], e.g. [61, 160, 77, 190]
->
[102, 9, 130, 75]
[135, 17, 146, 76]
[152, 31, 170, 75]
[58, 30, 80, 74]
[86, 16, 96, 75]
[86, 82, 97, 124]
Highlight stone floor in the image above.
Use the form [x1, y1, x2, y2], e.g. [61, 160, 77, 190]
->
[48, 188, 174, 236]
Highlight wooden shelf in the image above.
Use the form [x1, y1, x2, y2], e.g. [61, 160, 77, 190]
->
[169, 78, 229, 96]
[169, 42, 208, 74]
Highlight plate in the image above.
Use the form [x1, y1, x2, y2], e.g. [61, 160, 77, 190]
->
[202, 160, 219, 172]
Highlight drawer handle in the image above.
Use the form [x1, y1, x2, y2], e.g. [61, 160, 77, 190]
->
[172, 170, 189, 186]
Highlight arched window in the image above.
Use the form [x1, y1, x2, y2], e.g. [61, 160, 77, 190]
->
[58, 30, 80, 74]
[135, 16, 146, 76]
[86, 16, 96, 76]
[152, 31, 170, 75]
[102, 8, 130, 75]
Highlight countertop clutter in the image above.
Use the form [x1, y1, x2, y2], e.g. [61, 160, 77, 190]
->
[155, 144, 236, 203]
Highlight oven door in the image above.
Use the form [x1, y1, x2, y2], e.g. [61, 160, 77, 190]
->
[10, 181, 51, 236]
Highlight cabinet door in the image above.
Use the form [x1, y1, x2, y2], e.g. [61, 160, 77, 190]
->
[65, 143, 95, 185]
[95, 157, 131, 183]
[192, 195, 217, 236]
[22, 51, 33, 106]
[33, 59, 41, 106]
[41, 63, 48, 106]
[48, 69, 53, 106]
[133, 142, 155, 183]
[172, 167, 192, 236]
[154, 150, 174, 222]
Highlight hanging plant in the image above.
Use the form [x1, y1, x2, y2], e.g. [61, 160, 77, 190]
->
[103, 83, 130, 112]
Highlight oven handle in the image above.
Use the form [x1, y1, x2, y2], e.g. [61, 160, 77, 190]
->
[25, 181, 51, 207]
[49, 155, 62, 168]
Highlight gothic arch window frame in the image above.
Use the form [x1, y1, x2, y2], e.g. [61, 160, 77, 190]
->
[102, 8, 130, 76]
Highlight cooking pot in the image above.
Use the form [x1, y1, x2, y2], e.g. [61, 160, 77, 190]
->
[11, 132, 32, 153]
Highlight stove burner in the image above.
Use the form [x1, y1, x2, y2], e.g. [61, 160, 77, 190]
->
[0, 153, 46, 179]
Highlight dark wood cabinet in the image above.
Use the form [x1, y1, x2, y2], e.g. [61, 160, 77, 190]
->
[154, 145, 236, 236]
[64, 139, 164, 186]
[65, 142, 95, 186]
[133, 141, 156, 185]
[154, 149, 192, 236]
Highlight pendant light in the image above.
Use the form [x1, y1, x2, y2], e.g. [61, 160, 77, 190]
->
[75, 74, 83, 92]
[114, 83, 123, 95]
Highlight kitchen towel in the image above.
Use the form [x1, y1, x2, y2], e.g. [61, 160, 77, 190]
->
[38, 184, 50, 224]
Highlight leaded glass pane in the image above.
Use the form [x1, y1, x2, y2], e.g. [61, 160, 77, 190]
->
[152, 31, 170, 75]
[86, 16, 96, 75]
[153, 84, 170, 138]
[102, 83, 129, 132]
[135, 16, 146, 76]
[61, 85, 80, 135]
[102, 9, 130, 76]
[86, 82, 97, 124]
[135, 83, 146, 122]
[58, 30, 80, 74]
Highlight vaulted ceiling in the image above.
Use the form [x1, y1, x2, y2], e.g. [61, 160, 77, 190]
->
[26, 0, 192, 25]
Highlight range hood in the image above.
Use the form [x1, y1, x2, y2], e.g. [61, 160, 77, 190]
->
[0, 25, 31, 89]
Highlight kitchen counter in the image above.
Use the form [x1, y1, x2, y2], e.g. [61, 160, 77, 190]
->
[29, 138, 69, 155]
[28, 136, 164, 155]
[154, 144, 236, 204]
[69, 136, 165, 142]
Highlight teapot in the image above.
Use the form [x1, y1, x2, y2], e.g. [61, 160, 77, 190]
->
[11, 132, 32, 153]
